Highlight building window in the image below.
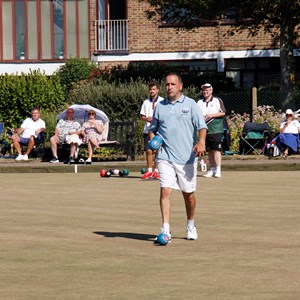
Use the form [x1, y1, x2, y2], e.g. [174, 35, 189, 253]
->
[226, 58, 280, 88]
[0, 0, 89, 61]
[53, 0, 64, 59]
[15, 0, 26, 59]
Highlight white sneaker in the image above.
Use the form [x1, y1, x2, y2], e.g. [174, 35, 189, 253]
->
[186, 224, 198, 240]
[154, 228, 172, 244]
[214, 171, 221, 178]
[22, 154, 28, 161]
[85, 158, 92, 164]
[15, 154, 23, 161]
[203, 170, 215, 178]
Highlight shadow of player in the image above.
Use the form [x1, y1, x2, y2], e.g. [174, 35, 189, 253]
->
[93, 231, 156, 241]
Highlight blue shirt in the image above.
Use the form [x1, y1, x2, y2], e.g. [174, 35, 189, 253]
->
[148, 95, 207, 164]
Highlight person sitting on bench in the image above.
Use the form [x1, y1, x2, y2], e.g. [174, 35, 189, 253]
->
[81, 110, 104, 164]
[50, 107, 82, 163]
[11, 107, 46, 161]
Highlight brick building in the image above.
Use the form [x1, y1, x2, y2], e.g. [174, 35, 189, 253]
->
[0, 0, 299, 88]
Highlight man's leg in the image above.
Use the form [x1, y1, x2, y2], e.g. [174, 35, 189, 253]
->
[213, 150, 222, 168]
[160, 187, 172, 224]
[11, 135, 22, 155]
[213, 150, 222, 177]
[182, 191, 196, 220]
[146, 149, 153, 169]
[183, 191, 198, 240]
[208, 150, 216, 168]
[142, 149, 155, 179]
[25, 136, 35, 155]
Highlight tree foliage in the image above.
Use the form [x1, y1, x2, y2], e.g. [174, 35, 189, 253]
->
[142, 0, 300, 95]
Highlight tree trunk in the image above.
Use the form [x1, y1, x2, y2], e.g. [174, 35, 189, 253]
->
[280, 10, 296, 106]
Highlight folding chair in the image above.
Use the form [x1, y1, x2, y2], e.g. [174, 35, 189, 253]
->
[0, 122, 4, 139]
[239, 122, 272, 155]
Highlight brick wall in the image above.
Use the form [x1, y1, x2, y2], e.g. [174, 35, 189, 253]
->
[89, 0, 97, 55]
[127, 0, 281, 53]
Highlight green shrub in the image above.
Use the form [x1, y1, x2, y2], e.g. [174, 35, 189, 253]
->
[68, 79, 149, 121]
[39, 110, 59, 147]
[56, 57, 98, 96]
[0, 70, 65, 128]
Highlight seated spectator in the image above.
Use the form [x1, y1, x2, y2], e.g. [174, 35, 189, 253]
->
[11, 107, 46, 161]
[81, 110, 104, 164]
[276, 109, 300, 157]
[50, 108, 82, 163]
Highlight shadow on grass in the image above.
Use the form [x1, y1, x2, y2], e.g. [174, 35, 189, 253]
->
[93, 231, 156, 241]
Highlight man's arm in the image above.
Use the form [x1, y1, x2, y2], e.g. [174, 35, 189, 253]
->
[15, 127, 24, 135]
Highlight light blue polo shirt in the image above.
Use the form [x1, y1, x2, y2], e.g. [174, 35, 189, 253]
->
[148, 94, 207, 164]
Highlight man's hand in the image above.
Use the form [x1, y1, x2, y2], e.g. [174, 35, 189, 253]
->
[193, 140, 206, 157]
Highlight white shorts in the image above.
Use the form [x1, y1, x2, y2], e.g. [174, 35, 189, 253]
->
[157, 160, 197, 193]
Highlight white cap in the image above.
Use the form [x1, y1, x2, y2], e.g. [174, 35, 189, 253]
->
[285, 109, 294, 115]
[201, 83, 212, 89]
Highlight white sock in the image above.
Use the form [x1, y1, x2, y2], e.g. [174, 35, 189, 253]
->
[216, 166, 221, 173]
[187, 219, 195, 227]
[154, 168, 158, 172]
[162, 223, 170, 233]
[148, 168, 153, 172]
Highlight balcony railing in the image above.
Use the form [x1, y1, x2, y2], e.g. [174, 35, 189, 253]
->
[94, 19, 128, 53]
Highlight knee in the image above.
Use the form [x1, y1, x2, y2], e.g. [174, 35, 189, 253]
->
[50, 136, 57, 144]
[11, 135, 18, 142]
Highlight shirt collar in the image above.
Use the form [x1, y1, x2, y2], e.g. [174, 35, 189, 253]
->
[167, 94, 185, 104]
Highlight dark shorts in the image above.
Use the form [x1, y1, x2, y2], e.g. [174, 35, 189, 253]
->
[19, 134, 44, 145]
[19, 136, 30, 145]
[143, 133, 151, 151]
[206, 133, 223, 151]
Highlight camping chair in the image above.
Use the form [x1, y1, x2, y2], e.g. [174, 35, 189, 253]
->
[0, 122, 4, 139]
[239, 122, 272, 155]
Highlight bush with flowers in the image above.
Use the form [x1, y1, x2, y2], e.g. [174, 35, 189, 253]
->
[227, 105, 283, 152]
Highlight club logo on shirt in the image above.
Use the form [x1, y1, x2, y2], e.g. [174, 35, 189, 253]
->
[182, 108, 190, 114]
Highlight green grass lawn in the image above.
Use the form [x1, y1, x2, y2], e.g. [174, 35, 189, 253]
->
[1, 171, 299, 299]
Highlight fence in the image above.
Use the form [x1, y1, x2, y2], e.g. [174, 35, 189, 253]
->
[216, 88, 300, 116]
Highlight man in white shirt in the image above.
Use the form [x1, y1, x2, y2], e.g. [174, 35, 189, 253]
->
[11, 107, 46, 160]
[197, 83, 226, 178]
[140, 81, 164, 179]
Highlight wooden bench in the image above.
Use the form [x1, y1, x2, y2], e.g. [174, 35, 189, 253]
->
[58, 120, 136, 161]
[98, 120, 136, 161]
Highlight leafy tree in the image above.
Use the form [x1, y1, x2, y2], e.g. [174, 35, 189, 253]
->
[56, 57, 98, 96]
[142, 0, 300, 101]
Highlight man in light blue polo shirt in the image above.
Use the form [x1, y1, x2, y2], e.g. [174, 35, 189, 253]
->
[148, 72, 207, 242]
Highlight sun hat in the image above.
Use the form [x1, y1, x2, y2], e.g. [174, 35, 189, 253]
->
[285, 109, 294, 115]
[201, 83, 212, 89]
